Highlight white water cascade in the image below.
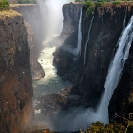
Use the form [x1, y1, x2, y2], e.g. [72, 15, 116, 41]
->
[96, 16, 133, 123]
[50, 16, 133, 132]
[76, 9, 82, 56]
[84, 16, 94, 66]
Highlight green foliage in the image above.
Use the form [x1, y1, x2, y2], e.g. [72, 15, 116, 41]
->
[94, 1, 105, 7]
[75, 0, 83, 2]
[0, 0, 9, 10]
[18, 0, 36, 4]
[112, 1, 120, 5]
[85, 121, 126, 133]
[82, 1, 95, 15]
[82, 1, 92, 7]
[84, 114, 133, 133]
[87, 5, 95, 14]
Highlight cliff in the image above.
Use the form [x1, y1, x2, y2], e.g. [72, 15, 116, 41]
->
[0, 10, 32, 133]
[61, 3, 82, 48]
[11, 4, 47, 52]
[11, 4, 46, 80]
[55, 3, 133, 124]
[24, 21, 45, 80]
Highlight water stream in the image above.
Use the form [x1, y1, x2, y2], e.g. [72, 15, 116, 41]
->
[84, 16, 94, 66]
[77, 9, 82, 56]
[96, 15, 133, 123]
[33, 36, 70, 96]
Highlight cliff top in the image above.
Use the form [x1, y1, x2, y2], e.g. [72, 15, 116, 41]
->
[67, 1, 133, 7]
[10, 4, 36, 7]
[0, 10, 22, 18]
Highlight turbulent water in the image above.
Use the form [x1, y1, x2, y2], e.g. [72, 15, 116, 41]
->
[97, 15, 133, 123]
[33, 36, 70, 96]
[84, 16, 94, 66]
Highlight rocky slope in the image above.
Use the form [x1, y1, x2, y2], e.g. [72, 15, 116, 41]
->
[0, 10, 32, 133]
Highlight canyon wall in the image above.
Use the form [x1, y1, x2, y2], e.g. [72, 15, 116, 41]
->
[24, 21, 45, 80]
[0, 10, 32, 133]
[57, 3, 133, 122]
[109, 6, 133, 122]
[11, 4, 46, 80]
[61, 3, 82, 48]
[79, 6, 127, 107]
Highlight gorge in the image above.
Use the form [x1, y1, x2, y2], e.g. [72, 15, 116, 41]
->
[1, 1, 133, 133]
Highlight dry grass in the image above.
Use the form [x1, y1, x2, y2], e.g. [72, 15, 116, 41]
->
[0, 9, 22, 18]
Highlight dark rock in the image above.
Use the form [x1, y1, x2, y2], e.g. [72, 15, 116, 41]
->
[24, 21, 45, 80]
[61, 3, 82, 48]
[0, 11, 32, 133]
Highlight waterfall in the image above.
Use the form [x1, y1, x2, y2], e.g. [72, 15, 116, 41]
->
[123, 7, 127, 28]
[77, 9, 82, 56]
[84, 16, 94, 66]
[96, 16, 133, 124]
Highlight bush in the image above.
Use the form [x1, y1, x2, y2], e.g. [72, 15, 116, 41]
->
[0, 0, 9, 9]
[112, 1, 120, 5]
[94, 2, 105, 7]
[87, 5, 95, 14]
[82, 1, 92, 7]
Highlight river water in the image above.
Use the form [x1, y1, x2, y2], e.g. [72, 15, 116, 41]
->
[33, 35, 71, 96]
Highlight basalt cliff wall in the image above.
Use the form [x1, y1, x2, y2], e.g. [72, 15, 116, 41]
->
[0, 10, 32, 133]
[56, 3, 133, 122]
[11, 4, 46, 80]
[61, 3, 82, 48]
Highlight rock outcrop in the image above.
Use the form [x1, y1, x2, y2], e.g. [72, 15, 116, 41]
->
[0, 10, 32, 133]
[11, 4, 47, 52]
[11, 4, 47, 80]
[24, 21, 45, 80]
[61, 3, 82, 48]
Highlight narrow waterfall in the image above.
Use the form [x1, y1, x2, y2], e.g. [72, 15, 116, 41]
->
[96, 16, 133, 124]
[84, 16, 94, 66]
[77, 9, 82, 56]
[123, 7, 127, 28]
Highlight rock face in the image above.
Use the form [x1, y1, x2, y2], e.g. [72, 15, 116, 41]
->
[11, 4, 46, 80]
[0, 10, 32, 133]
[78, 6, 127, 107]
[109, 6, 133, 122]
[24, 21, 45, 80]
[61, 3, 82, 48]
[53, 3, 82, 81]
[58, 3, 133, 122]
[11, 4, 47, 52]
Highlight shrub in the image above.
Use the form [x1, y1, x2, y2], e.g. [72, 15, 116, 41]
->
[0, 0, 9, 10]
[87, 5, 95, 14]
[94, 2, 105, 7]
[82, 1, 92, 7]
[112, 1, 120, 5]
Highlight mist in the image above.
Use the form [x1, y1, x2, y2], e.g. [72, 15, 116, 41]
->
[36, 0, 74, 38]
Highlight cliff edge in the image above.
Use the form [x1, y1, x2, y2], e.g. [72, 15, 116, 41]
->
[0, 10, 32, 133]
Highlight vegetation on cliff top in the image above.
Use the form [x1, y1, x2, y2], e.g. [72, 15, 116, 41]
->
[78, 1, 133, 14]
[0, 10, 22, 17]
[0, 0, 9, 10]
